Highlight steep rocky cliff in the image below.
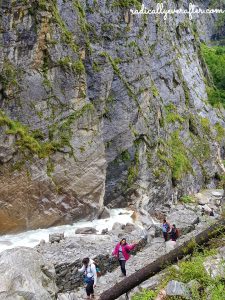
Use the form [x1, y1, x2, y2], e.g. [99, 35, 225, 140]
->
[0, 0, 224, 233]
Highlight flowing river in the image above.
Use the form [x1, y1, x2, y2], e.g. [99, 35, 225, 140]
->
[0, 209, 135, 253]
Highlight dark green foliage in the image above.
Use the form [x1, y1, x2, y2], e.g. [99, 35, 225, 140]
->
[121, 150, 131, 162]
[201, 44, 225, 107]
[206, 86, 225, 108]
[201, 44, 225, 90]
[131, 290, 156, 300]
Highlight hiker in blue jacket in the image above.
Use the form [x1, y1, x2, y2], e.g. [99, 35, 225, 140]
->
[162, 219, 171, 242]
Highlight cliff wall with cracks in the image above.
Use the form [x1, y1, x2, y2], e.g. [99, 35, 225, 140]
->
[0, 0, 224, 233]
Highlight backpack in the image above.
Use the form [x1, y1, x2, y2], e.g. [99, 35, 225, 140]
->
[176, 228, 180, 238]
[93, 261, 102, 277]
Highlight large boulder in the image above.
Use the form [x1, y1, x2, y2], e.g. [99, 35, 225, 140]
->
[195, 192, 210, 205]
[167, 208, 199, 235]
[136, 210, 155, 229]
[98, 207, 110, 219]
[57, 293, 78, 300]
[75, 227, 97, 234]
[49, 233, 64, 243]
[165, 280, 191, 299]
[195, 190, 223, 207]
[203, 255, 225, 279]
[0, 247, 57, 300]
[111, 222, 125, 231]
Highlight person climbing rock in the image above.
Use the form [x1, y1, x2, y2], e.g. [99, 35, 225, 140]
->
[112, 238, 136, 277]
[162, 219, 171, 242]
[78, 257, 97, 299]
[170, 224, 179, 241]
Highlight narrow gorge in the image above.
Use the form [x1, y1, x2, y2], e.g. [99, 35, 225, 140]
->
[0, 0, 225, 299]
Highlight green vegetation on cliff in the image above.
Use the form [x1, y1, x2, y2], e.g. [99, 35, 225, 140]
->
[201, 44, 225, 108]
[157, 131, 192, 182]
[112, 0, 142, 9]
[0, 110, 56, 158]
[0, 103, 94, 160]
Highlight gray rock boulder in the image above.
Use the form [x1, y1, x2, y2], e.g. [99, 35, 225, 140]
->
[137, 210, 155, 229]
[219, 246, 225, 259]
[203, 255, 225, 279]
[75, 227, 97, 234]
[111, 222, 125, 231]
[167, 208, 199, 234]
[101, 228, 109, 235]
[123, 223, 136, 233]
[0, 247, 57, 300]
[49, 233, 64, 243]
[195, 192, 210, 205]
[57, 293, 78, 300]
[166, 280, 191, 299]
[98, 207, 110, 219]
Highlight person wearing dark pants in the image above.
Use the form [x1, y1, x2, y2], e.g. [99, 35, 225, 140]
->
[112, 238, 136, 277]
[78, 257, 97, 299]
[86, 279, 94, 298]
[119, 259, 126, 276]
[162, 219, 171, 242]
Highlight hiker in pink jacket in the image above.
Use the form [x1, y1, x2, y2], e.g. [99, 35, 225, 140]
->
[112, 238, 136, 277]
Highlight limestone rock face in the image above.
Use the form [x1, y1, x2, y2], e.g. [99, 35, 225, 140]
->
[0, 0, 224, 233]
[0, 247, 57, 300]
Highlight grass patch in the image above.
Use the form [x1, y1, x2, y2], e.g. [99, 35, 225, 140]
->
[58, 56, 85, 75]
[180, 195, 195, 204]
[214, 122, 225, 142]
[165, 103, 185, 124]
[131, 290, 156, 300]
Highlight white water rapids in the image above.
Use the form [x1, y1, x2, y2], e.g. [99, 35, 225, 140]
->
[0, 209, 136, 253]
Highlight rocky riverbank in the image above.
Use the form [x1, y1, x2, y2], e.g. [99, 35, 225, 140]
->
[0, 189, 222, 300]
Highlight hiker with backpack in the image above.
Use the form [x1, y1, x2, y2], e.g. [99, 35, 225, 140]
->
[162, 219, 171, 242]
[78, 257, 97, 299]
[170, 224, 179, 241]
[112, 238, 137, 277]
